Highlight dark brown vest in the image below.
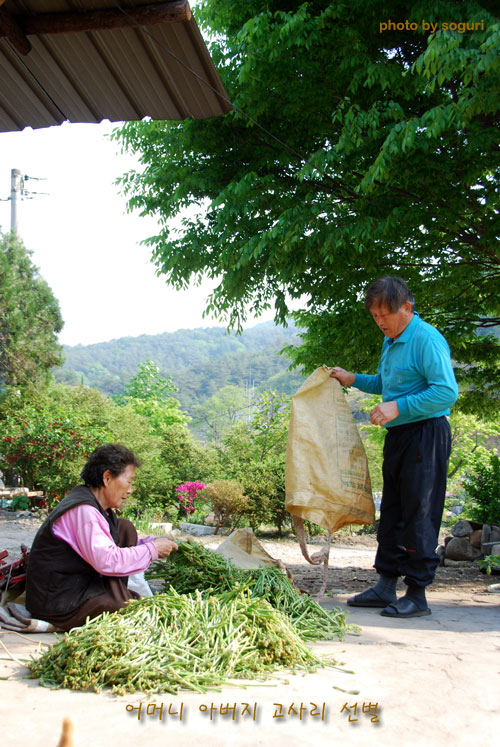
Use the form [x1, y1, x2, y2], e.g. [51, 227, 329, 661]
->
[26, 486, 120, 618]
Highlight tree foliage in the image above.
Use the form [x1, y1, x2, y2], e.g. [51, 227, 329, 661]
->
[462, 452, 500, 524]
[201, 479, 249, 533]
[53, 322, 303, 406]
[0, 233, 63, 388]
[191, 384, 248, 441]
[0, 379, 213, 513]
[217, 391, 292, 533]
[112, 359, 188, 432]
[0, 383, 110, 504]
[113, 0, 500, 415]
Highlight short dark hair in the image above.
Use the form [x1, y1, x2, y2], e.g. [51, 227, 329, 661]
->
[364, 276, 415, 312]
[80, 443, 141, 488]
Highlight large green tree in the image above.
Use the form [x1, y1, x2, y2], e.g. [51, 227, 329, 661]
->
[112, 359, 188, 432]
[0, 233, 63, 387]
[114, 0, 500, 414]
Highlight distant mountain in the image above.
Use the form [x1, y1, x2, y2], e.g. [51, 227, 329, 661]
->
[53, 321, 306, 412]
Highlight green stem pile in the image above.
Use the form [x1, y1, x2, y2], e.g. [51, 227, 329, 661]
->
[148, 541, 351, 641]
[29, 541, 352, 695]
[29, 589, 327, 695]
[147, 539, 246, 594]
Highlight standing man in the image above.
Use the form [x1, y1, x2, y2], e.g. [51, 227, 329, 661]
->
[331, 276, 458, 618]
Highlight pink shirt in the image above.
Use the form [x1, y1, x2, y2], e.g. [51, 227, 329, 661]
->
[52, 504, 158, 577]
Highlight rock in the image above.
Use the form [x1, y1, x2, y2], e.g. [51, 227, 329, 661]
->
[179, 522, 216, 536]
[448, 505, 463, 516]
[444, 535, 453, 546]
[445, 536, 482, 561]
[490, 526, 500, 543]
[490, 543, 500, 556]
[451, 520, 474, 537]
[204, 512, 217, 526]
[470, 529, 482, 549]
[443, 558, 476, 567]
[482, 541, 500, 555]
[481, 525, 491, 544]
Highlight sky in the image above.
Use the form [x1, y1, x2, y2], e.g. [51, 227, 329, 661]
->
[0, 121, 276, 347]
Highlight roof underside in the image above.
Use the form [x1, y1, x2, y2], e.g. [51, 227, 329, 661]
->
[0, 0, 231, 132]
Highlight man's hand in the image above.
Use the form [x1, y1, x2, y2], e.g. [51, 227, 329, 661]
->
[153, 537, 178, 559]
[329, 367, 356, 387]
[370, 401, 399, 426]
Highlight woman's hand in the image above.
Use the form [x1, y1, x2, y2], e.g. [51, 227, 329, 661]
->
[329, 367, 355, 387]
[153, 537, 178, 559]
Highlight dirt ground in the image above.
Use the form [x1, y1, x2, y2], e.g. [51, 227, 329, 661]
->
[1, 514, 499, 746]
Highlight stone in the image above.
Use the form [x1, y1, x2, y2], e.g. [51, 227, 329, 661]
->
[451, 519, 474, 537]
[204, 512, 217, 526]
[490, 526, 500, 543]
[490, 543, 500, 556]
[444, 535, 453, 546]
[482, 541, 500, 555]
[445, 536, 482, 561]
[443, 558, 476, 567]
[481, 525, 491, 544]
[436, 545, 446, 565]
[470, 529, 482, 548]
[179, 522, 216, 536]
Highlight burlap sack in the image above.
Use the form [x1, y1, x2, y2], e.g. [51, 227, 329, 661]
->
[285, 366, 375, 533]
[215, 528, 279, 569]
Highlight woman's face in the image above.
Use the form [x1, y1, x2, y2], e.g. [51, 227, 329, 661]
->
[101, 464, 136, 510]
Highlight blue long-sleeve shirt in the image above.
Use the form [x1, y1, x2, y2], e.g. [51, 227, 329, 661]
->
[354, 313, 458, 427]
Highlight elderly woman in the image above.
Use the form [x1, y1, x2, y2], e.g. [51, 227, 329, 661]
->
[25, 443, 177, 631]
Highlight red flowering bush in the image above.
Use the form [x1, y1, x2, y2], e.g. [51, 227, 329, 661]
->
[175, 481, 206, 516]
[1, 405, 107, 507]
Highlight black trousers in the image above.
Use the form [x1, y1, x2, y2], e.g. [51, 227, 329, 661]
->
[375, 416, 451, 588]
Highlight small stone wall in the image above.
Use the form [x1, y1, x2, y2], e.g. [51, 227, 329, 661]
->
[438, 519, 500, 569]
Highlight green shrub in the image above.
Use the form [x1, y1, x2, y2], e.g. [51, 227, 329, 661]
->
[201, 480, 248, 534]
[463, 453, 500, 525]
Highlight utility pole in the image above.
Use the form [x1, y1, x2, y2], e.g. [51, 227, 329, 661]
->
[246, 373, 255, 422]
[10, 168, 21, 236]
[2, 170, 49, 237]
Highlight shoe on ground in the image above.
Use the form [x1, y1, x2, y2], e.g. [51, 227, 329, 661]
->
[381, 596, 431, 618]
[347, 587, 397, 608]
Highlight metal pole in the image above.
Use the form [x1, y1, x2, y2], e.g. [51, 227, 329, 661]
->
[10, 168, 21, 236]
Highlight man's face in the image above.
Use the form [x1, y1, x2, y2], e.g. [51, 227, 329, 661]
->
[370, 301, 413, 340]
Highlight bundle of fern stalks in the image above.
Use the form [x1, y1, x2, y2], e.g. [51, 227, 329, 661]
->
[147, 540, 351, 642]
[29, 541, 351, 695]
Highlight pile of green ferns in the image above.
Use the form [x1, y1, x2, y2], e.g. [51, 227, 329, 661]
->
[29, 541, 352, 694]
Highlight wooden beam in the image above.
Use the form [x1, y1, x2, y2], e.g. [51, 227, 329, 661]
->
[0, 6, 31, 55]
[19, 1, 191, 36]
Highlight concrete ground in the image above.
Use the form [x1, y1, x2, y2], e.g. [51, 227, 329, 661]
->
[1, 517, 499, 746]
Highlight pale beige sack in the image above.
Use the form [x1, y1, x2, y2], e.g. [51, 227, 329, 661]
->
[285, 366, 375, 533]
[216, 528, 280, 570]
